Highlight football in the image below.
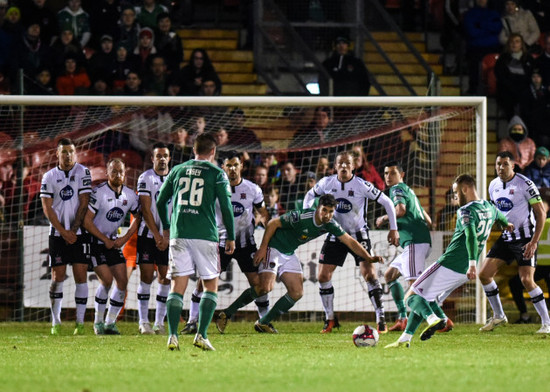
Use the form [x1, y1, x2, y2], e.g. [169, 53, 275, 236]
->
[352, 324, 379, 347]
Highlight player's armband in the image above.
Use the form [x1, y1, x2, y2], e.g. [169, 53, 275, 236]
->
[528, 195, 542, 205]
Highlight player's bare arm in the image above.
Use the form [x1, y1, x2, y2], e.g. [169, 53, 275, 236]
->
[523, 201, 545, 259]
[253, 217, 282, 266]
[139, 194, 164, 249]
[114, 212, 142, 249]
[71, 193, 90, 233]
[338, 232, 383, 264]
[41, 197, 77, 244]
[376, 203, 406, 228]
[83, 209, 114, 249]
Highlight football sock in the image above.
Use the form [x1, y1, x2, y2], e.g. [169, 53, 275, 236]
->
[406, 294, 434, 320]
[188, 289, 202, 323]
[259, 293, 296, 325]
[429, 301, 447, 320]
[155, 283, 170, 326]
[105, 287, 126, 325]
[388, 280, 407, 319]
[483, 281, 505, 318]
[319, 281, 335, 320]
[137, 281, 151, 324]
[166, 292, 183, 336]
[254, 294, 270, 318]
[94, 284, 109, 324]
[404, 311, 423, 335]
[529, 286, 550, 325]
[198, 291, 218, 339]
[367, 280, 385, 322]
[225, 287, 258, 318]
[74, 283, 88, 324]
[49, 281, 64, 326]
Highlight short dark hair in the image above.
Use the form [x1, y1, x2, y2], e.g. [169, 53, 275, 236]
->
[384, 161, 403, 172]
[194, 133, 217, 155]
[57, 138, 75, 147]
[319, 194, 337, 208]
[454, 174, 476, 188]
[496, 151, 514, 161]
[152, 142, 168, 151]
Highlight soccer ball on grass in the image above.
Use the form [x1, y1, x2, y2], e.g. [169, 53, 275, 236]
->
[352, 324, 379, 347]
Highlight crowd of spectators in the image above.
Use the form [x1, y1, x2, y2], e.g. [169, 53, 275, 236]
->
[0, 0, 220, 97]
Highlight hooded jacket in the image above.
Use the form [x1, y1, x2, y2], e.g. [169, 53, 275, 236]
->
[57, 6, 91, 47]
[498, 115, 536, 170]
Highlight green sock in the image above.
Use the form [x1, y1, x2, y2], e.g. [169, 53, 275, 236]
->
[198, 291, 218, 339]
[389, 280, 407, 319]
[429, 301, 447, 320]
[225, 287, 258, 318]
[406, 294, 434, 320]
[404, 311, 423, 335]
[166, 292, 183, 336]
[259, 293, 295, 325]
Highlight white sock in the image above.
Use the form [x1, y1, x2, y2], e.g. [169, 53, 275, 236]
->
[319, 281, 335, 320]
[426, 313, 440, 325]
[137, 281, 151, 324]
[49, 281, 64, 326]
[105, 287, 126, 325]
[483, 281, 505, 319]
[155, 283, 170, 326]
[188, 289, 202, 323]
[399, 332, 413, 342]
[74, 283, 88, 324]
[254, 294, 270, 318]
[529, 286, 550, 325]
[94, 284, 109, 324]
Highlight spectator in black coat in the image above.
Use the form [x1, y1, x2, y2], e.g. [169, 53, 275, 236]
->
[116, 4, 140, 52]
[88, 0, 121, 49]
[87, 34, 116, 85]
[519, 69, 550, 148]
[22, 0, 57, 45]
[154, 12, 183, 75]
[319, 36, 371, 96]
[179, 48, 221, 96]
[9, 22, 52, 81]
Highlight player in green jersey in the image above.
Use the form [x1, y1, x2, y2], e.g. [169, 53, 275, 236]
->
[385, 174, 513, 348]
[377, 162, 452, 333]
[157, 133, 235, 351]
[247, 194, 383, 333]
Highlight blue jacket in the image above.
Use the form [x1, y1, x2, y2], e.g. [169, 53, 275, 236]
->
[524, 161, 550, 188]
[463, 6, 502, 49]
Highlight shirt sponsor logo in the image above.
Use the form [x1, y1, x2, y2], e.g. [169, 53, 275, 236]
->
[495, 197, 513, 212]
[232, 201, 245, 217]
[335, 198, 353, 213]
[59, 185, 74, 201]
[106, 207, 125, 222]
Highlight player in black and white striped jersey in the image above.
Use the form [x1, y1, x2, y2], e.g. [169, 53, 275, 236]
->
[83, 158, 141, 335]
[40, 138, 92, 336]
[135, 143, 172, 335]
[479, 151, 550, 334]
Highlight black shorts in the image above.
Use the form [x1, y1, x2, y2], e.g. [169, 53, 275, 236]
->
[136, 236, 169, 266]
[319, 232, 371, 267]
[90, 242, 126, 268]
[486, 237, 537, 267]
[219, 244, 258, 273]
[48, 234, 91, 267]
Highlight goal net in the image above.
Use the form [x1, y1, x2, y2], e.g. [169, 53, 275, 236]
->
[0, 96, 486, 324]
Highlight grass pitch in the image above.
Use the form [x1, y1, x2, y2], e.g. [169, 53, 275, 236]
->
[1, 321, 549, 392]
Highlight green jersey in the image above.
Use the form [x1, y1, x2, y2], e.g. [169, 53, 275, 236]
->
[157, 159, 235, 242]
[269, 208, 346, 255]
[438, 200, 508, 273]
[390, 182, 431, 247]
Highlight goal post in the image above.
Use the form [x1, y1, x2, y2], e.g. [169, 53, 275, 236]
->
[0, 95, 487, 323]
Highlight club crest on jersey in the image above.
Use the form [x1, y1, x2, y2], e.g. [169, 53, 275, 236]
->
[232, 201, 245, 217]
[123, 200, 127, 206]
[106, 207, 125, 222]
[59, 185, 74, 201]
[240, 193, 246, 200]
[509, 189, 514, 195]
[495, 197, 513, 212]
[335, 198, 353, 213]
[70, 175, 75, 182]
[348, 190, 354, 197]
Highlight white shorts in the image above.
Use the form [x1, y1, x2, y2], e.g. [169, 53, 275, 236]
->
[390, 243, 431, 281]
[411, 261, 468, 302]
[258, 247, 303, 277]
[167, 238, 220, 280]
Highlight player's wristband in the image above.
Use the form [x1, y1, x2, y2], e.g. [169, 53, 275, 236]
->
[468, 260, 476, 267]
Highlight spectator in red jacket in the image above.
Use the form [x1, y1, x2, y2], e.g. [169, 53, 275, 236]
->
[55, 54, 91, 95]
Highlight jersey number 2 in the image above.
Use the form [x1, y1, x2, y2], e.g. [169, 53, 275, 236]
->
[177, 178, 204, 206]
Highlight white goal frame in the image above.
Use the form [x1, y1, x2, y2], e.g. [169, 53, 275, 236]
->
[0, 95, 487, 323]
